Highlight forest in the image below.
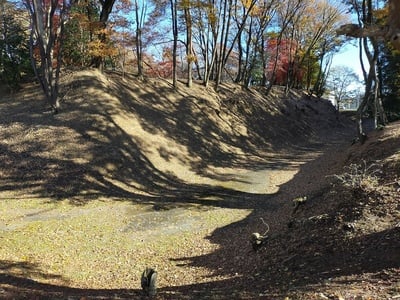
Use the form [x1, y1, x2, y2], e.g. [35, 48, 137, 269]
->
[1, 0, 400, 123]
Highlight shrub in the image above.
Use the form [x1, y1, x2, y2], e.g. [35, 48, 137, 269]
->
[334, 160, 381, 192]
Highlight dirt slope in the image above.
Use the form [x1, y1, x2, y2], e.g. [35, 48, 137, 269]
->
[0, 69, 353, 200]
[254, 121, 400, 299]
[0, 70, 398, 299]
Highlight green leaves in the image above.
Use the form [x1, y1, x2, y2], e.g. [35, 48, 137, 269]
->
[0, 0, 32, 90]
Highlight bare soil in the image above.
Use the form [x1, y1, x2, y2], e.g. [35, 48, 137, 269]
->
[0, 70, 399, 299]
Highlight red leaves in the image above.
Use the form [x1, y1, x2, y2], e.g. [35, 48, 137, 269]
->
[265, 38, 304, 86]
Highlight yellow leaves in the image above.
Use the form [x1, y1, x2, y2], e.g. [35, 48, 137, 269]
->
[88, 40, 117, 58]
[375, 5, 388, 24]
[88, 28, 119, 59]
[186, 54, 197, 63]
[241, 0, 254, 10]
[180, 0, 191, 8]
[207, 7, 218, 28]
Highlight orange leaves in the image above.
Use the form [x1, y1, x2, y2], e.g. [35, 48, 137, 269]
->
[241, 0, 254, 10]
[88, 28, 118, 58]
[88, 40, 116, 58]
[69, 11, 100, 32]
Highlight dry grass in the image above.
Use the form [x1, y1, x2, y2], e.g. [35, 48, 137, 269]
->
[1, 198, 251, 291]
[0, 69, 398, 299]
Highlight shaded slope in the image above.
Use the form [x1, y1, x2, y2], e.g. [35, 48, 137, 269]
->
[2, 70, 397, 300]
[0, 69, 354, 203]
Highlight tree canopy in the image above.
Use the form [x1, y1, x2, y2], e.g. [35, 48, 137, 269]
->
[1, 0, 399, 121]
[0, 0, 32, 90]
[61, 0, 348, 91]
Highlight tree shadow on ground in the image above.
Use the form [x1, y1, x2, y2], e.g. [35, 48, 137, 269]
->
[156, 131, 400, 298]
[0, 70, 318, 208]
[0, 260, 142, 299]
[204, 123, 397, 298]
[2, 134, 398, 299]
[4, 71, 392, 299]
[160, 228, 400, 299]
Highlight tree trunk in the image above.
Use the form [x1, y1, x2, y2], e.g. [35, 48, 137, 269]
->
[26, 0, 66, 113]
[215, 0, 230, 91]
[170, 0, 178, 87]
[134, 0, 144, 78]
[92, 0, 116, 68]
[184, 5, 193, 88]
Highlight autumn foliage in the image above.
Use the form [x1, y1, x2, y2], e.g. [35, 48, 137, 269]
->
[6, 0, 354, 110]
[265, 38, 304, 86]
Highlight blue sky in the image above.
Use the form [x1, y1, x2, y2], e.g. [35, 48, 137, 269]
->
[331, 42, 367, 80]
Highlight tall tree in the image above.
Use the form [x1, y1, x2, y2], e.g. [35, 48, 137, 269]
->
[372, 4, 400, 121]
[91, 0, 117, 68]
[343, 0, 388, 138]
[293, 0, 345, 91]
[240, 0, 278, 87]
[133, 0, 146, 78]
[337, 0, 400, 52]
[182, 0, 194, 87]
[197, 0, 220, 87]
[25, 0, 68, 113]
[265, 38, 303, 86]
[379, 42, 400, 120]
[109, 1, 132, 75]
[215, 0, 257, 90]
[266, 0, 305, 94]
[312, 33, 343, 97]
[327, 65, 360, 110]
[63, 0, 99, 66]
[0, 0, 31, 90]
[170, 0, 178, 87]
